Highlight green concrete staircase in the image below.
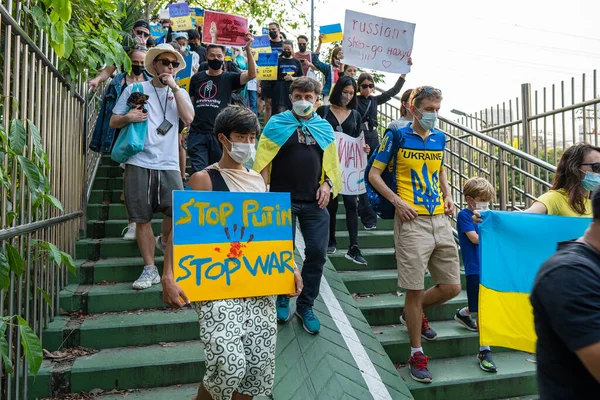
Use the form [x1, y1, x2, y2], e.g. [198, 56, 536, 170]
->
[27, 155, 413, 399]
[331, 206, 539, 400]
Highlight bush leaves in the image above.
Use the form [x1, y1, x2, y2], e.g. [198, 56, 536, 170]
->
[16, 316, 43, 375]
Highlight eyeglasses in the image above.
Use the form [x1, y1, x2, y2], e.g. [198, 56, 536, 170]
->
[346, 69, 356, 73]
[582, 163, 600, 173]
[135, 30, 150, 38]
[361, 84, 374, 89]
[156, 58, 180, 68]
[413, 86, 442, 100]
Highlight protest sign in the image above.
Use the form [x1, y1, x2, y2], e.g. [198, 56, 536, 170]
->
[342, 10, 415, 74]
[262, 27, 269, 35]
[256, 52, 278, 81]
[191, 8, 204, 27]
[175, 54, 194, 92]
[335, 132, 367, 195]
[150, 25, 166, 40]
[252, 35, 270, 49]
[172, 15, 193, 31]
[168, 2, 189, 17]
[320, 23, 343, 42]
[202, 11, 249, 46]
[159, 9, 170, 20]
[172, 191, 296, 302]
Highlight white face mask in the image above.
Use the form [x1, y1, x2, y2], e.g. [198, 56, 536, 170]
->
[225, 138, 256, 164]
[292, 100, 314, 117]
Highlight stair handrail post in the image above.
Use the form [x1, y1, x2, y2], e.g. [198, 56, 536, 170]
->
[498, 146, 508, 210]
[521, 83, 534, 207]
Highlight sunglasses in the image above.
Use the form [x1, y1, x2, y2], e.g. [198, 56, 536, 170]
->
[582, 163, 600, 173]
[156, 58, 180, 68]
[361, 84, 374, 89]
[135, 30, 150, 38]
[346, 69, 357, 73]
[413, 86, 442, 100]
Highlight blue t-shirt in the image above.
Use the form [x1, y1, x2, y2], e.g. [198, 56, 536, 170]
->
[457, 208, 480, 276]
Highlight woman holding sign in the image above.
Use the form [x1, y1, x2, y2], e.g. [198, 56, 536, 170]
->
[317, 76, 369, 265]
[272, 40, 304, 115]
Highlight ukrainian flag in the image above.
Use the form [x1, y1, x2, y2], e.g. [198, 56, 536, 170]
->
[320, 23, 343, 43]
[253, 110, 342, 197]
[478, 211, 590, 353]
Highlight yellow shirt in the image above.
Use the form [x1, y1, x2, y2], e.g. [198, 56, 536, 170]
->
[535, 189, 591, 217]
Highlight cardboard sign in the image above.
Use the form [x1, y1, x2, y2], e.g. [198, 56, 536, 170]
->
[191, 8, 204, 27]
[320, 23, 343, 43]
[202, 11, 248, 46]
[168, 2, 189, 18]
[150, 25, 167, 40]
[252, 35, 270, 49]
[335, 132, 367, 195]
[342, 10, 415, 74]
[176, 54, 194, 92]
[172, 15, 193, 31]
[159, 9, 170, 20]
[256, 52, 278, 81]
[172, 191, 296, 302]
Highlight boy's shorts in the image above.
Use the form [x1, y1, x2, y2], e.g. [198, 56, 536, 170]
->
[466, 274, 480, 312]
[394, 214, 461, 290]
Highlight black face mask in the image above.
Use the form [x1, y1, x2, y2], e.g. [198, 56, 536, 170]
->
[207, 59, 224, 71]
[281, 51, 292, 58]
[298, 44, 307, 52]
[268, 31, 278, 39]
[189, 43, 200, 51]
[131, 65, 145, 76]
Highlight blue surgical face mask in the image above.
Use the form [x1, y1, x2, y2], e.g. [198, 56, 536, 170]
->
[417, 109, 437, 131]
[581, 171, 600, 191]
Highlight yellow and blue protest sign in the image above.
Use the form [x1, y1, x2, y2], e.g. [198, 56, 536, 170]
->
[320, 23, 343, 42]
[479, 211, 590, 353]
[172, 191, 296, 302]
[251, 35, 272, 59]
[191, 7, 204, 27]
[150, 25, 167, 43]
[256, 52, 278, 81]
[169, 2, 193, 31]
[175, 54, 194, 92]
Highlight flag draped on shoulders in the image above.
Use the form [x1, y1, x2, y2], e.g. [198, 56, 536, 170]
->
[253, 110, 342, 197]
[478, 210, 590, 353]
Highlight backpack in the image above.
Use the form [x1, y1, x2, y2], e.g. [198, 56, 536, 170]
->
[111, 83, 148, 163]
[364, 128, 404, 219]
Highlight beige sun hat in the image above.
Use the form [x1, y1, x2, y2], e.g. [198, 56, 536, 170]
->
[144, 43, 186, 76]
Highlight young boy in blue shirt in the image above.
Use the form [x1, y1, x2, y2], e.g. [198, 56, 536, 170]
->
[455, 177, 497, 373]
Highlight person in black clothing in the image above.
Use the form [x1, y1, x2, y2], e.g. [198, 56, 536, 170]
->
[261, 22, 284, 124]
[530, 188, 600, 399]
[186, 38, 256, 174]
[317, 76, 369, 265]
[272, 40, 303, 115]
[187, 29, 206, 64]
[356, 63, 411, 229]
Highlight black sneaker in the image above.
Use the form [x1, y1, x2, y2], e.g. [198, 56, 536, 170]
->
[327, 245, 337, 254]
[478, 350, 497, 372]
[400, 311, 438, 341]
[364, 224, 377, 231]
[454, 309, 478, 332]
[345, 246, 368, 265]
[409, 351, 432, 383]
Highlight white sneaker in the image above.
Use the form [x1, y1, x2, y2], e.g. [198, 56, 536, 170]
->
[132, 265, 160, 290]
[122, 223, 136, 240]
[155, 235, 167, 252]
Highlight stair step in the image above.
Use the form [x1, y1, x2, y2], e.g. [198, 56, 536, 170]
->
[329, 247, 396, 271]
[76, 238, 164, 260]
[76, 257, 165, 284]
[398, 351, 538, 400]
[356, 291, 468, 326]
[335, 230, 394, 249]
[373, 321, 511, 360]
[339, 270, 466, 294]
[92, 176, 125, 190]
[43, 309, 199, 351]
[60, 282, 167, 313]
[335, 214, 394, 231]
[86, 203, 162, 220]
[29, 340, 206, 397]
[88, 189, 124, 205]
[87, 219, 163, 239]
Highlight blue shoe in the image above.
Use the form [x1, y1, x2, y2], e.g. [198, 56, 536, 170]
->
[276, 295, 291, 323]
[296, 307, 320, 334]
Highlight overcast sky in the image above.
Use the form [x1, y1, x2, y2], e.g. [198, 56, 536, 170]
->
[295, 0, 600, 119]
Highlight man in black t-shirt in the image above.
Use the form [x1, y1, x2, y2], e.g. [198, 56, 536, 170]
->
[261, 21, 284, 124]
[186, 36, 256, 173]
[531, 188, 600, 399]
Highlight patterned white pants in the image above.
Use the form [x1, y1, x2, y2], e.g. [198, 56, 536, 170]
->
[194, 296, 277, 400]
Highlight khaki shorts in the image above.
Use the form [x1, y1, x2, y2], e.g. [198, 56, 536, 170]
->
[394, 214, 460, 290]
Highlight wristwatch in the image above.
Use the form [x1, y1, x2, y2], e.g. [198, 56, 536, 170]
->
[325, 178, 333, 188]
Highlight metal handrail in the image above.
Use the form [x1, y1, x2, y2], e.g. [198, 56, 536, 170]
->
[0, 212, 83, 242]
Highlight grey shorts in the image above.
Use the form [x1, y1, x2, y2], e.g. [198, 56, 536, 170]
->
[124, 164, 183, 223]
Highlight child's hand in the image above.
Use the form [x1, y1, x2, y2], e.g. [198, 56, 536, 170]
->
[472, 210, 483, 224]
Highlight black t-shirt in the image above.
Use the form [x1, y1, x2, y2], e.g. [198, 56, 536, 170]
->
[189, 71, 243, 134]
[277, 58, 303, 81]
[530, 240, 600, 399]
[270, 40, 283, 52]
[269, 127, 323, 202]
[316, 106, 362, 138]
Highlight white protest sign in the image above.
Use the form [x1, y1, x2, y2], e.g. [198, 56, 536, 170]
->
[335, 132, 367, 195]
[342, 10, 415, 74]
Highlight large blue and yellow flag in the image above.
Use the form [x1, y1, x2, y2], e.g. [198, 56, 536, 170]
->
[320, 23, 343, 43]
[253, 110, 342, 197]
[479, 211, 590, 353]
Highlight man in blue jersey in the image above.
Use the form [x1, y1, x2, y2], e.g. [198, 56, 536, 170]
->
[368, 86, 461, 383]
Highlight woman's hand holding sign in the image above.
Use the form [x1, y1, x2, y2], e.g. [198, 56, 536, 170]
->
[289, 266, 303, 297]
